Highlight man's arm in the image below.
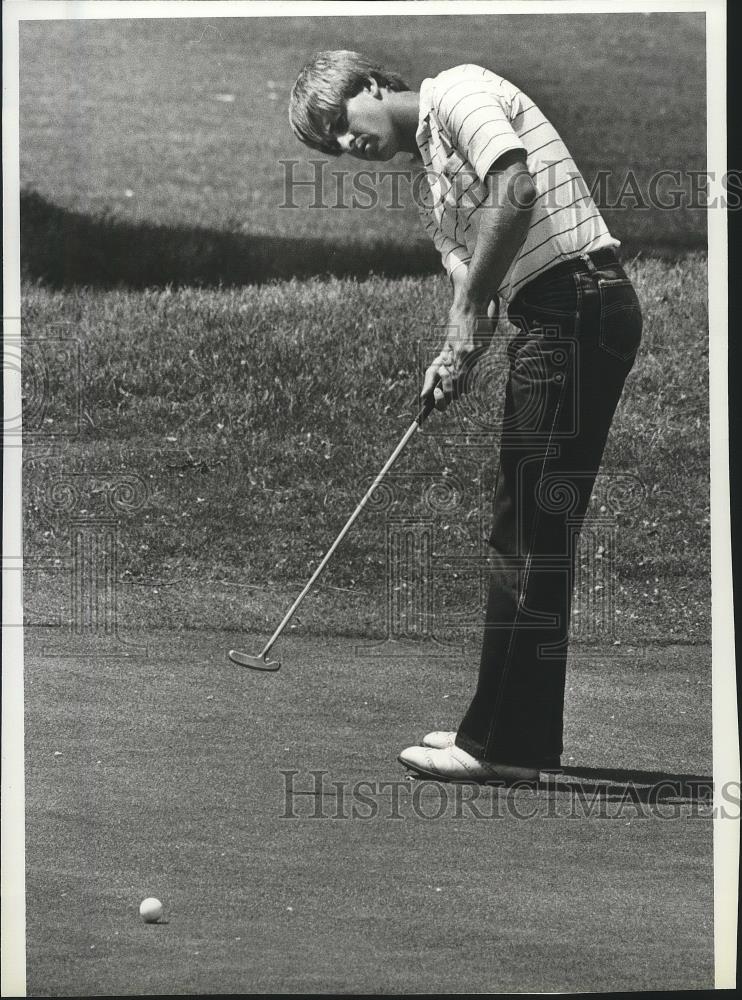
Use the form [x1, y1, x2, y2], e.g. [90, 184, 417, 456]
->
[422, 150, 537, 410]
[449, 266, 499, 320]
[458, 149, 537, 311]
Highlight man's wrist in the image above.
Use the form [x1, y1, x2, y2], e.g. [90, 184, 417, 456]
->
[452, 286, 489, 316]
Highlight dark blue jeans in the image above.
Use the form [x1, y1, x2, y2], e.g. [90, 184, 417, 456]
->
[455, 250, 643, 768]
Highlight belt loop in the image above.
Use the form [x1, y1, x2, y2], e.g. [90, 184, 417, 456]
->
[580, 252, 598, 276]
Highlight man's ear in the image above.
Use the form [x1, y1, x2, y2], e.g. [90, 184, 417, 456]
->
[367, 76, 383, 98]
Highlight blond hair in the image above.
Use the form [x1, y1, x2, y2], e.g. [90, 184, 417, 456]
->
[289, 50, 409, 155]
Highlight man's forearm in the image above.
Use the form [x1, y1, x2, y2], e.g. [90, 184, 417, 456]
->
[455, 165, 536, 313]
[423, 159, 537, 410]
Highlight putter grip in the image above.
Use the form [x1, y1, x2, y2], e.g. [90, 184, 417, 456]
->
[416, 395, 435, 426]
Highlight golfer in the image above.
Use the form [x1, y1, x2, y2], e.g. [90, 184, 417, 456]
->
[289, 52, 642, 782]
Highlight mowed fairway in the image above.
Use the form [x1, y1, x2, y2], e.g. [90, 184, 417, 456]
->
[20, 12, 706, 258]
[25, 630, 712, 995]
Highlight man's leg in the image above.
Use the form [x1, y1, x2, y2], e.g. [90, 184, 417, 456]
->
[455, 263, 642, 767]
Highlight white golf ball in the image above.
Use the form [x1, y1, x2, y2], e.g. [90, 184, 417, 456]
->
[139, 897, 163, 923]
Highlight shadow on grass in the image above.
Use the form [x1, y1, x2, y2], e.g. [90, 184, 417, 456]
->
[20, 189, 439, 289]
[395, 770, 713, 803]
[547, 766, 713, 803]
[20, 189, 706, 291]
[297, 768, 713, 803]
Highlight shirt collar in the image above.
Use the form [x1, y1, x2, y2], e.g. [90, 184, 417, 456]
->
[416, 78, 433, 140]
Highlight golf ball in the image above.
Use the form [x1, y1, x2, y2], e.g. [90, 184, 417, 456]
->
[139, 897, 163, 923]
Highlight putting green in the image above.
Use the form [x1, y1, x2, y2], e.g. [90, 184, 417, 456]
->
[24, 630, 713, 994]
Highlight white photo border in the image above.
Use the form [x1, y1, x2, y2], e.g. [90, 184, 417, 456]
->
[2, 1, 735, 994]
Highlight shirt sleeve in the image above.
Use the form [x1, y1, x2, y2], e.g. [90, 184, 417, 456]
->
[421, 212, 471, 278]
[432, 65, 526, 183]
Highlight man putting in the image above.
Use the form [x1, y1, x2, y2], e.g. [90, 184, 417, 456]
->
[289, 52, 642, 783]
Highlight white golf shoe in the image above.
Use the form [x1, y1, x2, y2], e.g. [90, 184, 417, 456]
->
[398, 744, 540, 784]
[421, 730, 457, 749]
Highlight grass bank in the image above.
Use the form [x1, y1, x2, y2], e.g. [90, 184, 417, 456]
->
[22, 254, 710, 643]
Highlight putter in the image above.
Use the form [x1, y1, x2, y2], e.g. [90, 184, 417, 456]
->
[228, 397, 435, 671]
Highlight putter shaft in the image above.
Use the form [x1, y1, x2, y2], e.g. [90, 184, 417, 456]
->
[259, 404, 432, 659]
[229, 399, 434, 670]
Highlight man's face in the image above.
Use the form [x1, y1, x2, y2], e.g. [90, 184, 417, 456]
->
[328, 78, 399, 161]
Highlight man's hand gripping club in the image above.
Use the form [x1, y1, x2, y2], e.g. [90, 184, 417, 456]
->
[421, 287, 499, 412]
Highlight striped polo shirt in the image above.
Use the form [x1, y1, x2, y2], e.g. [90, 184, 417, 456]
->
[415, 64, 619, 303]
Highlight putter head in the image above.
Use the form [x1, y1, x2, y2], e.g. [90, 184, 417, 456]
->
[228, 649, 281, 672]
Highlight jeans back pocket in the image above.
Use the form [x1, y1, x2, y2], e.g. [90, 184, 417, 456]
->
[598, 278, 643, 363]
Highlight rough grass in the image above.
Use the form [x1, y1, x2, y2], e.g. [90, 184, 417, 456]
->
[22, 254, 710, 643]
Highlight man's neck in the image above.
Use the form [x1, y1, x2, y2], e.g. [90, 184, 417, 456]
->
[387, 90, 422, 155]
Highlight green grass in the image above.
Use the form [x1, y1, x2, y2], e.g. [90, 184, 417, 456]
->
[20, 13, 706, 252]
[18, 14, 710, 641]
[22, 253, 710, 643]
[23, 632, 713, 995]
[17, 16, 715, 995]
